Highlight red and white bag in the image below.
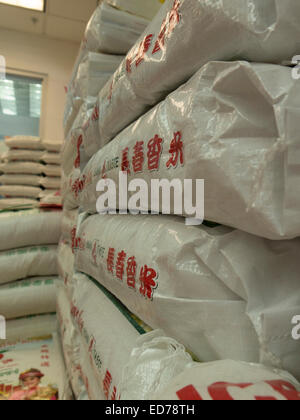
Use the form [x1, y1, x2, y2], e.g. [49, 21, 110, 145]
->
[153, 360, 300, 401]
[80, 61, 300, 240]
[90, 0, 300, 153]
[75, 214, 300, 381]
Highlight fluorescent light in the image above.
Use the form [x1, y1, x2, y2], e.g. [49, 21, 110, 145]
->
[0, 0, 45, 12]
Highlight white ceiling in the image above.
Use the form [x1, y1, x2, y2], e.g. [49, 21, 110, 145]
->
[0, 0, 99, 43]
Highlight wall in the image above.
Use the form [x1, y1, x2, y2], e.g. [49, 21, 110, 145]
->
[0, 27, 80, 146]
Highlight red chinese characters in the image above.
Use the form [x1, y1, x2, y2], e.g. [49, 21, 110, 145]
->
[121, 147, 131, 174]
[74, 135, 83, 169]
[116, 251, 127, 282]
[153, 0, 181, 54]
[126, 256, 137, 289]
[107, 248, 115, 275]
[139, 265, 158, 300]
[147, 135, 163, 171]
[103, 370, 112, 400]
[132, 141, 145, 173]
[136, 34, 154, 67]
[166, 131, 184, 168]
[91, 104, 99, 122]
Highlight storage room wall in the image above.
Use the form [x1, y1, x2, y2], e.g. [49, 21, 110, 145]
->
[0, 27, 79, 147]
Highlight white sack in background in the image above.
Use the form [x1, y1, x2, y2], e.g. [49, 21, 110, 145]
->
[42, 140, 62, 153]
[42, 152, 61, 165]
[40, 177, 61, 190]
[2, 314, 57, 346]
[91, 0, 300, 151]
[63, 96, 96, 143]
[0, 198, 38, 211]
[81, 61, 300, 240]
[0, 245, 58, 285]
[57, 241, 75, 297]
[0, 161, 45, 175]
[153, 360, 300, 401]
[0, 277, 58, 320]
[0, 209, 62, 251]
[0, 185, 42, 199]
[0, 336, 70, 400]
[75, 214, 300, 380]
[0, 174, 42, 187]
[5, 136, 43, 150]
[43, 164, 62, 178]
[2, 149, 44, 162]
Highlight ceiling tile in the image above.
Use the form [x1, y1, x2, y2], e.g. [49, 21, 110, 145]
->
[47, 0, 98, 22]
[0, 4, 45, 34]
[45, 15, 86, 43]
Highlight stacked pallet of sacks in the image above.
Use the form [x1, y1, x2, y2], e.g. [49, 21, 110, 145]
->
[0, 136, 63, 210]
[0, 210, 71, 400]
[59, 0, 300, 400]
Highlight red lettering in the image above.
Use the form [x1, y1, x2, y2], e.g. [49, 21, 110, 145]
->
[166, 131, 184, 168]
[132, 141, 145, 173]
[107, 248, 115, 275]
[136, 34, 154, 67]
[139, 265, 158, 300]
[176, 385, 203, 401]
[116, 251, 127, 282]
[121, 147, 131, 174]
[147, 135, 163, 171]
[126, 256, 137, 289]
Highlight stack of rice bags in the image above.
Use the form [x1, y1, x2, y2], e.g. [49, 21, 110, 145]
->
[59, 0, 300, 400]
[0, 209, 72, 400]
[0, 136, 46, 210]
[40, 139, 63, 208]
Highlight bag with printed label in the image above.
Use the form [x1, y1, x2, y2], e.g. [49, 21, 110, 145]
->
[0, 209, 62, 251]
[89, 0, 300, 154]
[70, 272, 192, 400]
[0, 245, 58, 285]
[57, 286, 105, 400]
[152, 360, 300, 401]
[62, 168, 81, 211]
[75, 214, 300, 381]
[61, 208, 79, 247]
[5, 136, 43, 151]
[80, 61, 300, 240]
[0, 336, 70, 400]
[0, 277, 58, 320]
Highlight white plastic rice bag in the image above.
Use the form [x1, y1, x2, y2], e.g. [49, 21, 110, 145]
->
[92, 0, 300, 151]
[80, 61, 300, 240]
[0, 174, 42, 187]
[0, 162, 45, 175]
[62, 168, 81, 211]
[57, 286, 105, 400]
[0, 209, 62, 251]
[42, 152, 61, 165]
[71, 272, 192, 400]
[61, 208, 79, 248]
[0, 336, 70, 400]
[0, 277, 58, 320]
[153, 360, 300, 401]
[75, 214, 300, 380]
[43, 165, 62, 178]
[0, 185, 42, 199]
[3, 314, 57, 346]
[0, 245, 58, 285]
[0, 198, 38, 210]
[41, 140, 62, 153]
[2, 149, 44, 162]
[5, 136, 43, 151]
[40, 177, 61, 190]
